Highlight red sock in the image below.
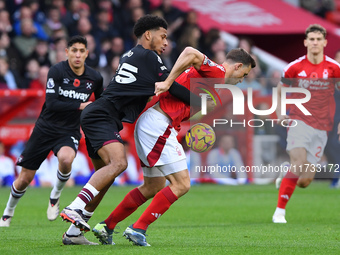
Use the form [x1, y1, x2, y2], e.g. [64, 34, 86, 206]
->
[277, 171, 299, 209]
[104, 188, 147, 229]
[133, 186, 178, 231]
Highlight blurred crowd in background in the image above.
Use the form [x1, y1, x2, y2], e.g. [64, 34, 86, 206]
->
[1, 0, 340, 187]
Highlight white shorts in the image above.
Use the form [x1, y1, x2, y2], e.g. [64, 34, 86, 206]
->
[134, 106, 187, 171]
[286, 120, 328, 164]
[142, 159, 187, 177]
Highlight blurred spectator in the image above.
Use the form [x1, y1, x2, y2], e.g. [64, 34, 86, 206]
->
[161, 38, 179, 69]
[51, 0, 67, 19]
[212, 50, 227, 64]
[92, 8, 119, 49]
[238, 36, 268, 76]
[74, 17, 92, 37]
[101, 54, 120, 88]
[106, 36, 125, 64]
[61, 0, 83, 36]
[155, 0, 184, 39]
[43, 5, 68, 38]
[24, 0, 46, 25]
[0, 31, 22, 73]
[84, 33, 100, 68]
[300, 0, 335, 18]
[0, 9, 13, 34]
[22, 58, 40, 88]
[202, 28, 222, 58]
[206, 134, 248, 185]
[177, 24, 201, 52]
[0, 56, 20, 89]
[13, 4, 49, 41]
[49, 36, 67, 65]
[13, 18, 39, 58]
[28, 65, 49, 89]
[28, 39, 51, 67]
[0, 141, 15, 187]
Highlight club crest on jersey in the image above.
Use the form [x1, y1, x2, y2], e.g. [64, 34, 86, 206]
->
[73, 79, 81, 87]
[86, 82, 93, 90]
[323, 69, 328, 79]
[47, 78, 55, 88]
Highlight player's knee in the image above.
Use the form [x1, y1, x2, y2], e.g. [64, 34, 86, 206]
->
[108, 159, 128, 178]
[58, 155, 74, 169]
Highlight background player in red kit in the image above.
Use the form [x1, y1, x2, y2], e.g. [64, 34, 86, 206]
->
[92, 47, 256, 246]
[272, 24, 340, 223]
[0, 36, 103, 245]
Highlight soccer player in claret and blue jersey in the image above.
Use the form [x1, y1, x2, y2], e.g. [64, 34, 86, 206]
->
[272, 24, 340, 224]
[59, 15, 204, 235]
[0, 35, 103, 245]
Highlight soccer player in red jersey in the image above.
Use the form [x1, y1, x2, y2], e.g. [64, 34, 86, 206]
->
[92, 47, 256, 246]
[272, 24, 340, 223]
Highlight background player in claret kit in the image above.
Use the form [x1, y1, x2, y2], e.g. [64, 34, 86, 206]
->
[0, 36, 103, 245]
[91, 47, 256, 246]
[59, 15, 204, 235]
[272, 24, 340, 224]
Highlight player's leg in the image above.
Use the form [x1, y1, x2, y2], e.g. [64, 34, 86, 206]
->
[60, 142, 127, 231]
[0, 168, 36, 227]
[273, 147, 307, 223]
[63, 158, 108, 245]
[48, 146, 76, 221]
[124, 161, 189, 246]
[93, 169, 166, 245]
[1, 129, 51, 227]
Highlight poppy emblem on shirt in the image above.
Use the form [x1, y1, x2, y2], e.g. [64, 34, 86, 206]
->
[310, 72, 318, 79]
[73, 79, 80, 87]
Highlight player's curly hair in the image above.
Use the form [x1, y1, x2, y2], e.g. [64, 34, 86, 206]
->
[67, 35, 87, 48]
[226, 48, 256, 68]
[133, 14, 168, 38]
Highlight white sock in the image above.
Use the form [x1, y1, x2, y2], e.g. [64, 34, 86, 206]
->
[65, 209, 93, 236]
[3, 184, 27, 217]
[274, 207, 286, 215]
[69, 183, 99, 210]
[50, 170, 71, 199]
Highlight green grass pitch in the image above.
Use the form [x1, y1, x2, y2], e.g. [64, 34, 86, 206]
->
[1, 181, 340, 255]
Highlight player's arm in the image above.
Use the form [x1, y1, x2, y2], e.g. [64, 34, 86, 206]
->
[45, 66, 83, 111]
[155, 47, 204, 96]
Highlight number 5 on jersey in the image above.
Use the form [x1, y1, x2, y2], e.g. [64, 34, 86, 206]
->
[115, 63, 138, 84]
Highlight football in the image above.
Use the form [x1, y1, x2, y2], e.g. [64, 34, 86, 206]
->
[185, 123, 216, 153]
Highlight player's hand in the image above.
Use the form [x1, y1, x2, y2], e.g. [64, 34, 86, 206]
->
[79, 101, 92, 110]
[206, 99, 216, 113]
[155, 81, 171, 96]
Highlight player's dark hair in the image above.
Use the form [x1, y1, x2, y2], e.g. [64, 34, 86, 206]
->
[133, 14, 168, 38]
[226, 48, 256, 68]
[67, 35, 87, 48]
[305, 24, 326, 39]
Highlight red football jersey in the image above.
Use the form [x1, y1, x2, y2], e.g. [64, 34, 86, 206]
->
[282, 55, 340, 131]
[159, 55, 225, 131]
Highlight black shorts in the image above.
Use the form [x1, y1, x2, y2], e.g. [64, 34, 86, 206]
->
[17, 126, 80, 170]
[81, 97, 123, 159]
